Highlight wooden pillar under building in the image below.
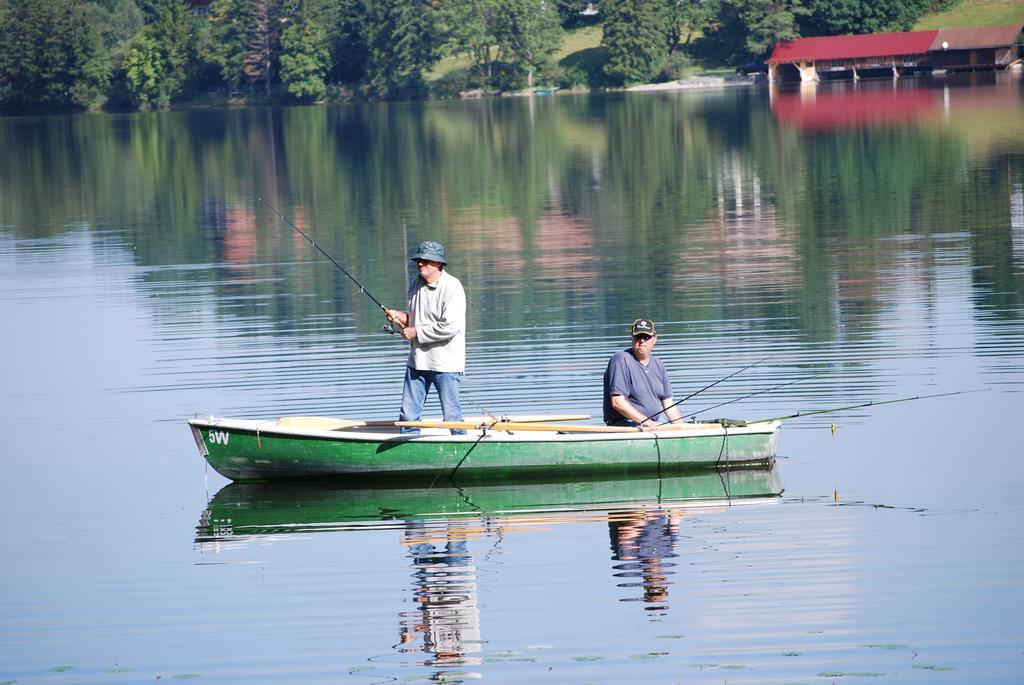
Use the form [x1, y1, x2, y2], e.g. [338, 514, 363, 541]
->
[799, 61, 818, 82]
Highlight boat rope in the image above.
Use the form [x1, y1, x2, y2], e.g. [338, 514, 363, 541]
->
[654, 433, 663, 480]
[258, 197, 398, 333]
[643, 357, 769, 424]
[431, 433, 488, 489]
[716, 466, 733, 502]
[714, 425, 731, 470]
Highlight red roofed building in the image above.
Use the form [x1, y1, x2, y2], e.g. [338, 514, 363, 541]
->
[767, 24, 1022, 82]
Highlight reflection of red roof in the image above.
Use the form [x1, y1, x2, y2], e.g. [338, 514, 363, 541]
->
[772, 87, 941, 130]
[768, 31, 938, 63]
[931, 24, 1023, 50]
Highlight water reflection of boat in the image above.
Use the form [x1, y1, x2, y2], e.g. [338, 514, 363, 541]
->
[196, 468, 781, 667]
[195, 468, 783, 541]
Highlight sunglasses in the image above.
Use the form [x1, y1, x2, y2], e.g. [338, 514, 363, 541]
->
[633, 334, 654, 341]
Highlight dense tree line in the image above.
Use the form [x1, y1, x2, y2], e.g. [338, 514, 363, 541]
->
[0, 0, 961, 111]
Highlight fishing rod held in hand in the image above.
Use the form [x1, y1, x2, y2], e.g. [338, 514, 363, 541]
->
[643, 357, 769, 424]
[258, 197, 399, 334]
[719, 388, 989, 426]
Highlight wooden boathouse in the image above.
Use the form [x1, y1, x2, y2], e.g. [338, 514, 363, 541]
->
[767, 24, 1023, 82]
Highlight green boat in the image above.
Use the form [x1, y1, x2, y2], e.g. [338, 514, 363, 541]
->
[187, 415, 781, 481]
[196, 467, 784, 541]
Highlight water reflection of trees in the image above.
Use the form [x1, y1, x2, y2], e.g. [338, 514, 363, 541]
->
[1, 79, 1021, 345]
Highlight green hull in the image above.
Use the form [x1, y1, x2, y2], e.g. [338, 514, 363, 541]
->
[189, 418, 780, 481]
[197, 467, 783, 541]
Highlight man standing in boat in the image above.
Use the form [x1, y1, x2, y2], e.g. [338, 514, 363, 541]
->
[603, 319, 683, 429]
[385, 241, 467, 434]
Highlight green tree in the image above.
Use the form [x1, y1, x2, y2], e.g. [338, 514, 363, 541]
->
[601, 0, 667, 86]
[324, 0, 370, 83]
[800, 0, 930, 36]
[365, 0, 439, 99]
[209, 0, 281, 95]
[87, 0, 145, 61]
[0, 0, 111, 109]
[552, 0, 594, 27]
[738, 0, 809, 58]
[279, 0, 330, 100]
[124, 0, 195, 108]
[496, 0, 564, 88]
[665, 0, 721, 52]
[442, 0, 503, 81]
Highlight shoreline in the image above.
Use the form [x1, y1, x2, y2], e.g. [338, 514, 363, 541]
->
[625, 74, 761, 92]
[0, 73, 764, 115]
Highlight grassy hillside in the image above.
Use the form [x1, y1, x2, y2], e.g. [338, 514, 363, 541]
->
[915, 0, 1024, 29]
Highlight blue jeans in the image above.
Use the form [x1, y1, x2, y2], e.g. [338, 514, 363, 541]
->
[399, 367, 465, 434]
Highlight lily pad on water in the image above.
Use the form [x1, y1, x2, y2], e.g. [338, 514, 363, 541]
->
[655, 634, 684, 639]
[629, 652, 669, 660]
[913, 664, 955, 671]
[862, 643, 909, 650]
[105, 667, 133, 673]
[572, 656, 603, 662]
[48, 666, 74, 673]
[719, 664, 747, 669]
[816, 672, 885, 678]
[782, 651, 802, 656]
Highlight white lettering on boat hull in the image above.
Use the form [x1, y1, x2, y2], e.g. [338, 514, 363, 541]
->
[209, 430, 230, 445]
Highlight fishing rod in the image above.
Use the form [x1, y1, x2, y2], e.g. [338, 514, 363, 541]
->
[643, 357, 768, 424]
[682, 369, 830, 421]
[258, 197, 398, 332]
[715, 388, 988, 426]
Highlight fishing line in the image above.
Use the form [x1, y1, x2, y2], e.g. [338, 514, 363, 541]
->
[644, 357, 768, 424]
[684, 369, 830, 421]
[258, 196, 398, 333]
[738, 388, 988, 425]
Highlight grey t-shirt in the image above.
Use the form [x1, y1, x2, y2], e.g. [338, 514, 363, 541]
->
[603, 349, 672, 424]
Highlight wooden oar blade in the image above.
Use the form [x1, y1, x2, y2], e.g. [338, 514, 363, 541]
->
[412, 414, 591, 424]
[277, 416, 369, 431]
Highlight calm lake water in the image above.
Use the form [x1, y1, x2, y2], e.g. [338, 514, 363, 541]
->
[2, 73, 1023, 684]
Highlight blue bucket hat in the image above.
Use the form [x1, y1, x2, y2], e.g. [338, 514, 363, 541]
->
[410, 240, 447, 265]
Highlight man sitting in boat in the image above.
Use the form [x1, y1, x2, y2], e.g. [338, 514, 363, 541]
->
[603, 319, 684, 430]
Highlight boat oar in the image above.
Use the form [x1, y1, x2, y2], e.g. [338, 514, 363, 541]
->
[259, 197, 399, 333]
[725, 388, 988, 426]
[643, 357, 769, 424]
[276, 414, 592, 432]
[681, 370, 830, 421]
